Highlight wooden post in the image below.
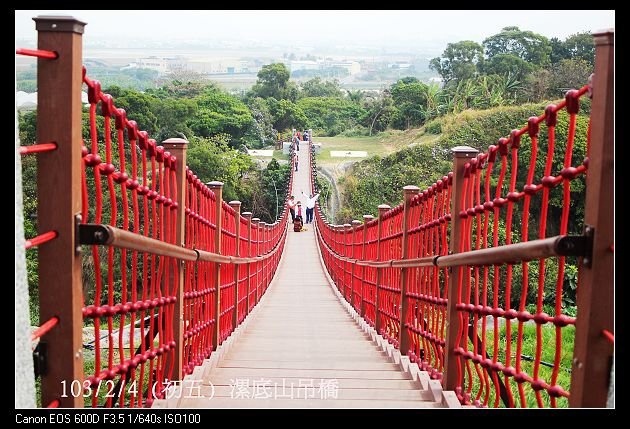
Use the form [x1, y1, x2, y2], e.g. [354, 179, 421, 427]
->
[399, 186, 420, 356]
[443, 146, 478, 392]
[251, 217, 261, 304]
[569, 30, 614, 408]
[361, 215, 375, 317]
[34, 15, 86, 408]
[161, 138, 188, 381]
[229, 201, 241, 330]
[207, 181, 224, 349]
[375, 204, 391, 335]
[242, 212, 253, 314]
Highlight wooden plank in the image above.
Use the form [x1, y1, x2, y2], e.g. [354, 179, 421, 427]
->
[218, 360, 400, 371]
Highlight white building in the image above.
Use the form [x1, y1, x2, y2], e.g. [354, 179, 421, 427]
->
[289, 60, 319, 72]
[327, 61, 361, 75]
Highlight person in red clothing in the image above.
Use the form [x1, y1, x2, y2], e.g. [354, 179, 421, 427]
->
[287, 195, 296, 222]
[293, 202, 303, 232]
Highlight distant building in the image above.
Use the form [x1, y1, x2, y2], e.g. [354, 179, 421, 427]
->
[326, 61, 361, 75]
[387, 62, 412, 70]
[290, 60, 361, 76]
[123, 56, 187, 75]
[289, 60, 319, 72]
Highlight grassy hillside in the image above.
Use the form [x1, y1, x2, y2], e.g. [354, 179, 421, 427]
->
[336, 101, 590, 223]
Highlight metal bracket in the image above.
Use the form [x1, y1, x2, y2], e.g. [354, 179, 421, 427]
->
[78, 223, 111, 245]
[74, 213, 82, 255]
[555, 231, 594, 266]
[33, 341, 48, 378]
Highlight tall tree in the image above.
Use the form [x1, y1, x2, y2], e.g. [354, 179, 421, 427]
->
[390, 79, 429, 129]
[563, 32, 595, 66]
[300, 77, 344, 98]
[483, 26, 551, 67]
[429, 40, 484, 84]
[249, 63, 295, 101]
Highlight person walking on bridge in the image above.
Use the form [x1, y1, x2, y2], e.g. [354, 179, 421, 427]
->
[287, 196, 297, 222]
[301, 191, 320, 224]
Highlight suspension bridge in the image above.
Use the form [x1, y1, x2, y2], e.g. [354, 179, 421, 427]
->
[15, 16, 614, 409]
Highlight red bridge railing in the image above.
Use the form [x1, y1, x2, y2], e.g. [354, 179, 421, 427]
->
[19, 16, 292, 408]
[311, 30, 613, 408]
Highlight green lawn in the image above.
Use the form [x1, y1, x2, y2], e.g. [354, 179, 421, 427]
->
[464, 323, 574, 408]
[313, 129, 439, 166]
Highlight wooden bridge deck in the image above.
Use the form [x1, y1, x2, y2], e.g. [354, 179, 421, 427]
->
[155, 143, 449, 408]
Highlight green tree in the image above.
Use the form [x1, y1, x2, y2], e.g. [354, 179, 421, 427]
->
[300, 77, 344, 98]
[152, 97, 196, 142]
[361, 90, 395, 135]
[548, 58, 593, 98]
[188, 86, 256, 147]
[482, 53, 535, 81]
[250, 63, 295, 101]
[267, 98, 308, 131]
[390, 78, 429, 129]
[563, 32, 595, 66]
[247, 97, 277, 148]
[298, 97, 366, 136]
[550, 37, 570, 64]
[429, 40, 484, 84]
[185, 134, 255, 202]
[483, 26, 551, 67]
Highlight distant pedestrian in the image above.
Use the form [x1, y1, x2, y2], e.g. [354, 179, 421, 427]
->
[287, 195, 296, 222]
[301, 191, 320, 224]
[294, 154, 299, 171]
[303, 130, 309, 142]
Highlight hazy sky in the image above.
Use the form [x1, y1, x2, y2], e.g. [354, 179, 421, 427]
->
[15, 10, 614, 49]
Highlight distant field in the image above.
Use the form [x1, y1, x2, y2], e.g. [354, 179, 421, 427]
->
[314, 129, 439, 166]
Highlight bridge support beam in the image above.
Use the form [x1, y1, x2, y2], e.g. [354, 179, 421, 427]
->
[207, 181, 224, 350]
[162, 138, 188, 382]
[442, 146, 479, 394]
[34, 15, 86, 408]
[569, 29, 614, 408]
[399, 186, 420, 356]
[375, 205, 390, 335]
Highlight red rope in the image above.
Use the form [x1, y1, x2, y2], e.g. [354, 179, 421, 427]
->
[18, 143, 57, 155]
[602, 329, 614, 344]
[46, 399, 60, 408]
[16, 48, 58, 59]
[24, 231, 57, 249]
[31, 316, 60, 341]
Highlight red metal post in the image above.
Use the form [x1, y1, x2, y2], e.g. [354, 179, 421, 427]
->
[443, 146, 479, 392]
[375, 204, 390, 335]
[161, 138, 188, 382]
[34, 15, 86, 408]
[229, 201, 241, 331]
[207, 181, 224, 350]
[399, 186, 420, 356]
[361, 215, 375, 317]
[251, 217, 260, 304]
[569, 30, 614, 408]
[242, 212, 253, 312]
